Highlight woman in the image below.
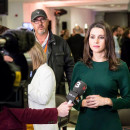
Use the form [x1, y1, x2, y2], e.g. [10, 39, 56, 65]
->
[70, 21, 130, 130]
[28, 42, 58, 130]
[121, 28, 130, 70]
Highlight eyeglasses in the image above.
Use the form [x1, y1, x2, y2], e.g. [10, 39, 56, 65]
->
[32, 19, 47, 24]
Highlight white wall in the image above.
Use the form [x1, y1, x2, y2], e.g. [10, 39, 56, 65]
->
[70, 7, 96, 34]
[56, 7, 71, 35]
[1, 1, 23, 29]
[57, 7, 96, 35]
[104, 12, 128, 27]
[0, 1, 128, 31]
[95, 12, 105, 22]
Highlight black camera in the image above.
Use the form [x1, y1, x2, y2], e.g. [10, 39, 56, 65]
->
[0, 29, 35, 109]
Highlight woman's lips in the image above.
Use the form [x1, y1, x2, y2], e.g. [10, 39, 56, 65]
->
[93, 45, 100, 47]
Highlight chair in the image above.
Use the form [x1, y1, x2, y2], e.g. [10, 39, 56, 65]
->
[56, 94, 70, 130]
[118, 109, 130, 130]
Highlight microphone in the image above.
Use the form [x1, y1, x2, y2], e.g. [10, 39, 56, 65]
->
[0, 28, 35, 54]
[66, 81, 87, 105]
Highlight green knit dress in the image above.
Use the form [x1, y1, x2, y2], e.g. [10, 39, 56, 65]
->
[70, 61, 130, 130]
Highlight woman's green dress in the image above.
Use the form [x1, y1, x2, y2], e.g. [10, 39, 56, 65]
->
[70, 61, 130, 130]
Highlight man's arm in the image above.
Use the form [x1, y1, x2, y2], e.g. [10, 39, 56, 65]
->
[8, 102, 73, 124]
[9, 107, 58, 124]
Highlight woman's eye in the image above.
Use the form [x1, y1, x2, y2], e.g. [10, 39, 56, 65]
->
[90, 36, 94, 39]
[99, 36, 104, 39]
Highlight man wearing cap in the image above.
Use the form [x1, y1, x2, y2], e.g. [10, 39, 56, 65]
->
[31, 9, 74, 95]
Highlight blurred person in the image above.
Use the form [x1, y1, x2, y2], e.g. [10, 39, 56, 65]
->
[112, 25, 121, 58]
[121, 28, 130, 70]
[70, 21, 130, 130]
[28, 42, 58, 130]
[31, 9, 74, 95]
[117, 26, 124, 47]
[62, 29, 70, 40]
[80, 27, 85, 37]
[67, 25, 84, 63]
[60, 29, 65, 37]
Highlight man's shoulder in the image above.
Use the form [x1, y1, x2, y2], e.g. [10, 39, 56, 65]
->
[51, 34, 67, 46]
[53, 34, 65, 41]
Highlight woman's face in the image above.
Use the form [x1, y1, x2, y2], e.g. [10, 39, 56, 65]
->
[89, 27, 106, 55]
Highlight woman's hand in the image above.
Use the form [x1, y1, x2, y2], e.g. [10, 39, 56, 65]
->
[82, 95, 113, 108]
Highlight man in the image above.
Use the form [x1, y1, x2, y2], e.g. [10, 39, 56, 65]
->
[67, 25, 84, 63]
[117, 26, 124, 48]
[112, 25, 121, 58]
[31, 9, 74, 95]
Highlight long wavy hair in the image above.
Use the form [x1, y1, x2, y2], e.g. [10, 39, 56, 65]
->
[83, 21, 120, 71]
[28, 42, 47, 70]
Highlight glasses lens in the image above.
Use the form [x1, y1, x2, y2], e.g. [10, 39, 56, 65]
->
[33, 19, 46, 24]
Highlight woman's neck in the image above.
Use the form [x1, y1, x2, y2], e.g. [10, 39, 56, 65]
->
[92, 53, 107, 62]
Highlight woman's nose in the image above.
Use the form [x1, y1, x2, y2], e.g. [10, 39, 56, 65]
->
[95, 38, 99, 44]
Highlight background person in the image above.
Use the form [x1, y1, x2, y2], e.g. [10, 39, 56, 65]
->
[62, 29, 70, 40]
[70, 21, 130, 130]
[67, 25, 84, 63]
[28, 42, 58, 130]
[112, 25, 121, 58]
[121, 28, 130, 70]
[31, 9, 74, 95]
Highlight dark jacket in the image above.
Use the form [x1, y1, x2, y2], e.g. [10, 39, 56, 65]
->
[121, 37, 130, 68]
[67, 34, 84, 63]
[0, 107, 58, 130]
[47, 31, 74, 95]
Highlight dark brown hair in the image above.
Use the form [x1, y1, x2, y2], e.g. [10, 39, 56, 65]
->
[83, 21, 120, 71]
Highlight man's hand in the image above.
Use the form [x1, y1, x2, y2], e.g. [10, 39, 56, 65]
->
[57, 102, 73, 117]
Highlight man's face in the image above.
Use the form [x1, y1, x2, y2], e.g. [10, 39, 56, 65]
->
[117, 27, 124, 36]
[31, 16, 49, 35]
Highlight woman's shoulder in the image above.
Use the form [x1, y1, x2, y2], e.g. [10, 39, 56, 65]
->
[118, 60, 129, 71]
[74, 61, 86, 68]
[37, 63, 54, 74]
[119, 60, 127, 67]
[73, 61, 87, 73]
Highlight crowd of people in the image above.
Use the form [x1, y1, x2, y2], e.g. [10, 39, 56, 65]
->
[0, 8, 130, 130]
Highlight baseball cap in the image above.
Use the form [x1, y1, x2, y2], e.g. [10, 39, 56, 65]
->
[31, 9, 47, 21]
